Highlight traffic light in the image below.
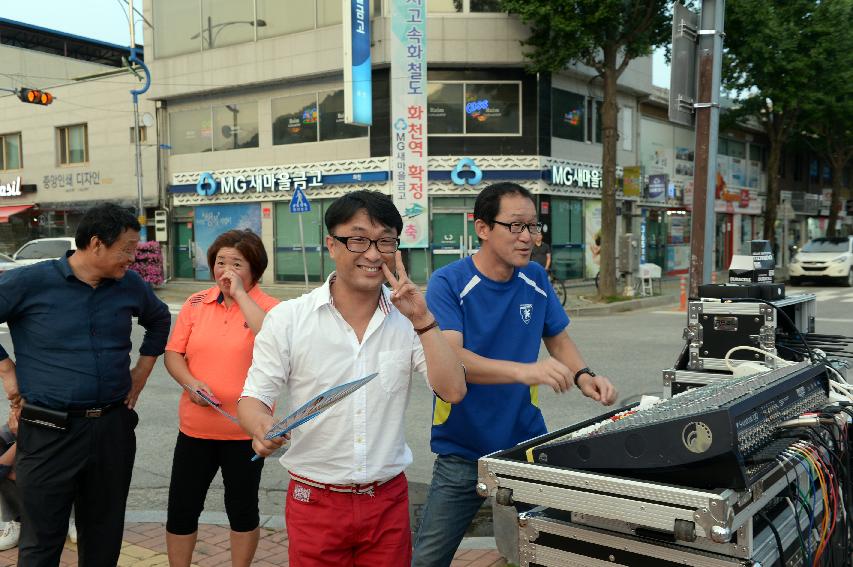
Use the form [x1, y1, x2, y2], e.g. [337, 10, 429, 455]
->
[18, 88, 54, 106]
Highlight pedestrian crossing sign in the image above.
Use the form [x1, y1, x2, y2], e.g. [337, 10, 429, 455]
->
[289, 187, 311, 213]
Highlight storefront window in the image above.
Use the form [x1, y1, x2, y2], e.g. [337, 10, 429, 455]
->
[169, 108, 214, 155]
[318, 90, 368, 141]
[470, 0, 502, 11]
[153, 0, 201, 58]
[58, 125, 88, 164]
[428, 83, 464, 134]
[428, 0, 462, 12]
[212, 102, 259, 151]
[464, 83, 520, 135]
[257, 0, 315, 38]
[200, 0, 255, 49]
[551, 89, 585, 142]
[272, 94, 319, 145]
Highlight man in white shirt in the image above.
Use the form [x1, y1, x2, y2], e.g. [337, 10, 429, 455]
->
[238, 190, 466, 567]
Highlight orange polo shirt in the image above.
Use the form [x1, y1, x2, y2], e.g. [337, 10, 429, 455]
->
[166, 285, 279, 440]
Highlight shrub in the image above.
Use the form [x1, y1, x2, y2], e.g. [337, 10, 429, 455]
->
[131, 241, 165, 287]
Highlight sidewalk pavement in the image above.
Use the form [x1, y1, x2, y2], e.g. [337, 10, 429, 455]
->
[0, 526, 506, 566]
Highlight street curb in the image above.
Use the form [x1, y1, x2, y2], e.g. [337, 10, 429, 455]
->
[568, 294, 679, 317]
[125, 511, 498, 549]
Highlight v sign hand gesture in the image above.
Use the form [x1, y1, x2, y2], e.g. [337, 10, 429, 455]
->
[381, 251, 433, 328]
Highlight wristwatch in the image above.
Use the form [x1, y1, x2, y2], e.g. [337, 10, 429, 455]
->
[573, 367, 596, 387]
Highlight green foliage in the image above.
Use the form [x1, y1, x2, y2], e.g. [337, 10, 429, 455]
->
[500, 0, 672, 74]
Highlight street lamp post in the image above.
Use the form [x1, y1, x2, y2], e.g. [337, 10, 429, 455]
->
[191, 18, 267, 49]
[128, 0, 151, 241]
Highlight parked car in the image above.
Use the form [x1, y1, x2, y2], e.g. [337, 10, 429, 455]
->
[11, 237, 77, 266]
[788, 236, 853, 287]
[0, 253, 22, 276]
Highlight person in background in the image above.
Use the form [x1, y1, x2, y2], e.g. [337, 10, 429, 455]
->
[413, 182, 617, 567]
[0, 203, 171, 567]
[530, 231, 551, 271]
[239, 190, 466, 567]
[164, 230, 279, 567]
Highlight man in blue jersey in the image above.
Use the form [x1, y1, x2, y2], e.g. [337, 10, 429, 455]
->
[412, 182, 617, 567]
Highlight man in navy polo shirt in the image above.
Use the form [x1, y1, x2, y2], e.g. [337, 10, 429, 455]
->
[413, 182, 617, 567]
[0, 203, 170, 567]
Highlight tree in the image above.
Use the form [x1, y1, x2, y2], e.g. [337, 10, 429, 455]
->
[797, 0, 853, 237]
[500, 0, 671, 298]
[722, 0, 827, 247]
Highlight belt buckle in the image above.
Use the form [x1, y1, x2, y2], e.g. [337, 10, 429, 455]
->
[84, 408, 103, 418]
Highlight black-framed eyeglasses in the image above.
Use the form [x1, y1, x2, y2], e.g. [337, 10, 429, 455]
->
[332, 235, 400, 254]
[492, 220, 544, 235]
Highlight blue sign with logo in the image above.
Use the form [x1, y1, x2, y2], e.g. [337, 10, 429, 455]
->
[450, 158, 483, 186]
[345, 0, 372, 126]
[290, 187, 312, 213]
[196, 172, 218, 196]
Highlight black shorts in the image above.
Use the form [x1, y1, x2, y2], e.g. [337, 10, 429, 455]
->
[166, 431, 264, 534]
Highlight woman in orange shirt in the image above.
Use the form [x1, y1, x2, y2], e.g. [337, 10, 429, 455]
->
[164, 230, 279, 567]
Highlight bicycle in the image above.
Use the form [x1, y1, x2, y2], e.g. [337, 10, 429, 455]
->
[548, 270, 568, 307]
[594, 270, 642, 297]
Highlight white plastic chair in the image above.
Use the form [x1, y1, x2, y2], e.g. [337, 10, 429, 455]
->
[639, 263, 662, 296]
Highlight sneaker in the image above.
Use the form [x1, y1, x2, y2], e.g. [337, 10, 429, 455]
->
[67, 519, 77, 544]
[0, 521, 19, 551]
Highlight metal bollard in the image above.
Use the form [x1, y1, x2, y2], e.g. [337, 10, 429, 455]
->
[679, 275, 687, 312]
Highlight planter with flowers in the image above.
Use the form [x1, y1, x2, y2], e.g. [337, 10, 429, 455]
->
[131, 241, 165, 287]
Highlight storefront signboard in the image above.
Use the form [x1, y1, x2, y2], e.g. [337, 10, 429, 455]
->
[343, 0, 372, 126]
[583, 200, 602, 279]
[195, 171, 323, 197]
[390, 0, 428, 248]
[622, 166, 642, 198]
[551, 165, 602, 189]
[647, 174, 667, 202]
[0, 177, 22, 197]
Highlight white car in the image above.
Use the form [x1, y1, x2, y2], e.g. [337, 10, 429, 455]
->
[12, 237, 77, 266]
[788, 236, 853, 287]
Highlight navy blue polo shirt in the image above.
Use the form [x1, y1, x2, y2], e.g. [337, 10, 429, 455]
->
[0, 252, 171, 410]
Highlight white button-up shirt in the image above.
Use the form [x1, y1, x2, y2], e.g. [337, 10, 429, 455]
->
[242, 274, 427, 484]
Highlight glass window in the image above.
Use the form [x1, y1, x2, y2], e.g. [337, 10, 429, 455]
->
[201, 0, 255, 49]
[718, 138, 728, 156]
[428, 0, 462, 12]
[464, 83, 520, 135]
[257, 0, 314, 38]
[153, 0, 201, 58]
[551, 89, 585, 142]
[213, 103, 259, 151]
[317, 0, 342, 27]
[749, 143, 764, 167]
[318, 90, 368, 141]
[727, 139, 746, 159]
[15, 239, 72, 260]
[427, 83, 464, 134]
[169, 108, 213, 155]
[471, 0, 502, 11]
[1, 133, 22, 170]
[594, 100, 603, 143]
[58, 125, 88, 165]
[272, 94, 319, 145]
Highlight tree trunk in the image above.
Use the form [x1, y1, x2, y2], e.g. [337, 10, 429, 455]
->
[597, 50, 620, 299]
[827, 154, 845, 238]
[762, 122, 784, 248]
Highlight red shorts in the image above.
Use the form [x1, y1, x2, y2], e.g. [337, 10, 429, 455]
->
[285, 472, 412, 567]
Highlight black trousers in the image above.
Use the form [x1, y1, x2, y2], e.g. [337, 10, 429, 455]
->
[15, 405, 138, 567]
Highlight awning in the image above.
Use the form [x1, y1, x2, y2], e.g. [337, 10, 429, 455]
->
[0, 205, 34, 223]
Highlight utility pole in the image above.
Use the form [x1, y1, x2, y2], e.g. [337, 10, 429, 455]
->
[128, 0, 151, 240]
[688, 0, 725, 298]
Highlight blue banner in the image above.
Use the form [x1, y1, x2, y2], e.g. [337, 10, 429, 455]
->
[344, 0, 372, 126]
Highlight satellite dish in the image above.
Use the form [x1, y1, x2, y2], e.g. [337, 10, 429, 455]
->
[141, 112, 155, 128]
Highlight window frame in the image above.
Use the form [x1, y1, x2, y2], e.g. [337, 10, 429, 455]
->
[57, 124, 89, 166]
[427, 80, 523, 137]
[551, 87, 604, 144]
[0, 132, 23, 171]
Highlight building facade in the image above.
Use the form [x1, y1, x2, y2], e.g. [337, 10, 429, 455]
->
[0, 18, 158, 254]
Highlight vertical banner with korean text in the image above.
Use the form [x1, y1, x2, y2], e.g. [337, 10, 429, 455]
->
[390, 0, 428, 248]
[343, 0, 372, 126]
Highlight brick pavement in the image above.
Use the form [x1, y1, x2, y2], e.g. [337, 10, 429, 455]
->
[0, 523, 506, 566]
